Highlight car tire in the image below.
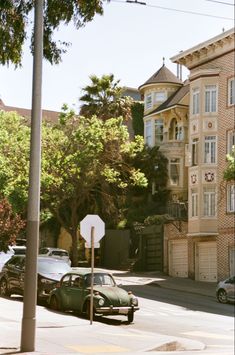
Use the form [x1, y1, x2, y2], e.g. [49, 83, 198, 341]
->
[127, 310, 134, 323]
[0, 278, 10, 297]
[49, 295, 61, 311]
[217, 289, 228, 304]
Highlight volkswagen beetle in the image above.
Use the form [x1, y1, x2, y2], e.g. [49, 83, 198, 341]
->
[48, 268, 139, 323]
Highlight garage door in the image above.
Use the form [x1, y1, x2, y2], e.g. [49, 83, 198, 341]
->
[169, 240, 188, 278]
[197, 242, 217, 282]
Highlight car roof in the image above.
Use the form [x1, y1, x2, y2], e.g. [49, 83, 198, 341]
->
[70, 268, 112, 276]
[40, 247, 68, 252]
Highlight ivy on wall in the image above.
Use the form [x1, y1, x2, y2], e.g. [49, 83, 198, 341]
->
[131, 102, 144, 137]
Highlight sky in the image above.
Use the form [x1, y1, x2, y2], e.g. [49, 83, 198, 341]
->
[0, 0, 234, 113]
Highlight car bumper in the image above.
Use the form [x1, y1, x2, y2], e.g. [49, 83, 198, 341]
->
[95, 305, 139, 315]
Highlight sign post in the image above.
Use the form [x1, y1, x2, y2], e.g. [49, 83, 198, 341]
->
[80, 215, 105, 324]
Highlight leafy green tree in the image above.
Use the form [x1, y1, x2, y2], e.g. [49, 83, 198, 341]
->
[224, 148, 235, 181]
[40, 107, 147, 265]
[0, 111, 30, 214]
[79, 74, 133, 121]
[131, 102, 144, 136]
[0, 0, 109, 66]
[0, 195, 25, 252]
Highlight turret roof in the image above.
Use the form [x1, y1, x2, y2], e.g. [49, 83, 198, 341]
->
[139, 64, 182, 90]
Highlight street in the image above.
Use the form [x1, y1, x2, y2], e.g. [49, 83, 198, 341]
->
[0, 272, 234, 355]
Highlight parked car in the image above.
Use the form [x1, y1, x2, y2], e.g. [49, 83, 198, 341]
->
[48, 268, 139, 323]
[216, 276, 235, 303]
[38, 247, 71, 265]
[0, 255, 71, 301]
[0, 246, 26, 272]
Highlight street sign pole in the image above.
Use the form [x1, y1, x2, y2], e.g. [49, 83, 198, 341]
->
[90, 226, 94, 325]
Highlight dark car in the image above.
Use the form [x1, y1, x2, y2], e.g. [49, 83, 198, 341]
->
[216, 276, 235, 303]
[48, 268, 139, 323]
[0, 255, 71, 301]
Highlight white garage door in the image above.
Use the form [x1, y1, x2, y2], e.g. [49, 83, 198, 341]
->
[169, 240, 188, 278]
[197, 242, 217, 282]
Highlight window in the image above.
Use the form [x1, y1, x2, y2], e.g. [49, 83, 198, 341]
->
[154, 119, 163, 144]
[203, 188, 216, 217]
[191, 190, 198, 217]
[145, 93, 152, 109]
[145, 120, 152, 146]
[155, 91, 166, 103]
[227, 185, 235, 213]
[204, 136, 216, 164]
[169, 158, 180, 185]
[169, 118, 181, 140]
[228, 78, 235, 106]
[192, 138, 199, 166]
[192, 88, 199, 115]
[205, 85, 217, 113]
[227, 130, 235, 154]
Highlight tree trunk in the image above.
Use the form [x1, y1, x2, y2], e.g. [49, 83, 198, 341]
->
[70, 228, 79, 267]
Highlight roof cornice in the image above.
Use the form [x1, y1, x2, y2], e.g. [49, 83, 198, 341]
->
[170, 27, 235, 69]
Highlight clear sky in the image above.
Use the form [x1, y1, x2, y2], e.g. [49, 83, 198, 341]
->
[0, 0, 234, 112]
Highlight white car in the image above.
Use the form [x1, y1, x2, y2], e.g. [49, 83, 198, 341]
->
[216, 276, 235, 303]
[38, 247, 71, 266]
[0, 245, 26, 271]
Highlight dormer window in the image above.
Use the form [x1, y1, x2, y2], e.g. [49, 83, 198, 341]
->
[145, 93, 152, 109]
[155, 91, 166, 103]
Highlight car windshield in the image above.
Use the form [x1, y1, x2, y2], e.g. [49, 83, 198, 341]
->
[84, 273, 115, 287]
[38, 260, 70, 274]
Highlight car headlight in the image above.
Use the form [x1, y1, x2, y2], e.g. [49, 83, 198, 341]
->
[98, 298, 105, 306]
[131, 297, 138, 306]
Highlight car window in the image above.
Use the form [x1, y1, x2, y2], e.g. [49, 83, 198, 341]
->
[12, 247, 26, 255]
[84, 273, 115, 287]
[61, 274, 71, 287]
[38, 260, 71, 273]
[51, 251, 68, 257]
[39, 248, 49, 255]
[6, 256, 25, 269]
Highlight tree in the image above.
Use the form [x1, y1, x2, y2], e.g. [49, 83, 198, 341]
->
[0, 0, 109, 66]
[40, 108, 147, 265]
[0, 195, 25, 252]
[79, 74, 133, 121]
[0, 111, 30, 214]
[224, 148, 235, 181]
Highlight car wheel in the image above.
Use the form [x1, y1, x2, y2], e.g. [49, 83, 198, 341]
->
[0, 278, 9, 297]
[217, 289, 228, 304]
[49, 295, 61, 311]
[127, 310, 134, 323]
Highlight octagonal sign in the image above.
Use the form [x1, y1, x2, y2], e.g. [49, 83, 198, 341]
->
[80, 214, 105, 244]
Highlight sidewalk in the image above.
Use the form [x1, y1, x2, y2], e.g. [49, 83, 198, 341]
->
[111, 270, 216, 298]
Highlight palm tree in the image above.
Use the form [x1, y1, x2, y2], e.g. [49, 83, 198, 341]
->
[79, 74, 133, 121]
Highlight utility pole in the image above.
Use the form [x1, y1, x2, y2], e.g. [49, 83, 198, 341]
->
[20, 0, 43, 351]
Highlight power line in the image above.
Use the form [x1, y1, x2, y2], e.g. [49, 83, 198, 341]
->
[205, 0, 235, 6]
[111, 0, 233, 20]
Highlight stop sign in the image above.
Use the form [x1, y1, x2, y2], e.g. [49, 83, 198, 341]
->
[80, 214, 105, 244]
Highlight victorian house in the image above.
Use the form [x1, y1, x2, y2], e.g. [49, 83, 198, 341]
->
[139, 27, 235, 282]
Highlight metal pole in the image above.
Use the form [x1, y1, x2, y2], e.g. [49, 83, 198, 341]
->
[21, 0, 43, 351]
[90, 226, 95, 325]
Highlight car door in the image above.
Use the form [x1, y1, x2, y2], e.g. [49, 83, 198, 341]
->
[69, 275, 86, 312]
[226, 276, 235, 301]
[6, 256, 25, 293]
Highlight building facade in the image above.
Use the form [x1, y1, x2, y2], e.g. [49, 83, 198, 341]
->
[140, 28, 235, 281]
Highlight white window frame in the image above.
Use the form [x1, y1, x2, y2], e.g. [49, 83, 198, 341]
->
[203, 188, 216, 217]
[191, 189, 198, 217]
[228, 78, 235, 106]
[169, 158, 180, 186]
[192, 87, 199, 115]
[227, 130, 235, 154]
[145, 93, 152, 110]
[154, 119, 164, 144]
[155, 91, 166, 103]
[204, 136, 216, 164]
[205, 85, 217, 113]
[227, 184, 235, 213]
[145, 120, 152, 146]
